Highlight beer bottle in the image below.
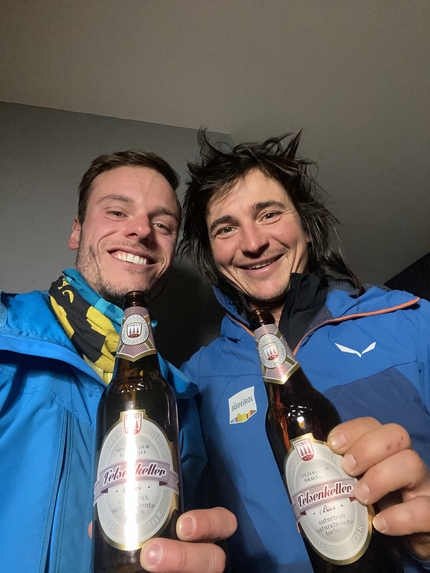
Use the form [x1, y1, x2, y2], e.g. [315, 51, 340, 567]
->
[93, 291, 183, 573]
[248, 307, 403, 573]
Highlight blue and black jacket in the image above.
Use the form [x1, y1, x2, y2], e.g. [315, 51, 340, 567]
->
[182, 280, 430, 573]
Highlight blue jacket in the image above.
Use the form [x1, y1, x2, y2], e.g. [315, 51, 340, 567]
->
[0, 289, 206, 573]
[181, 281, 430, 573]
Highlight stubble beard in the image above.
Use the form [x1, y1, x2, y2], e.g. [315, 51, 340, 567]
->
[231, 272, 292, 309]
[75, 244, 136, 309]
[247, 286, 289, 312]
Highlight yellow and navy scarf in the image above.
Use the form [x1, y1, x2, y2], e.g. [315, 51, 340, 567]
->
[49, 269, 123, 384]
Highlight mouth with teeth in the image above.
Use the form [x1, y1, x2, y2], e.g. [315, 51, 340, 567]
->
[111, 250, 155, 266]
[248, 261, 272, 270]
[242, 255, 282, 271]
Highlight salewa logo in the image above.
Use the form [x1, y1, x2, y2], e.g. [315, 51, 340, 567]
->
[335, 342, 376, 358]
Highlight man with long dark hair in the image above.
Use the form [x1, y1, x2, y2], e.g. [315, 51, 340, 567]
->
[180, 130, 430, 572]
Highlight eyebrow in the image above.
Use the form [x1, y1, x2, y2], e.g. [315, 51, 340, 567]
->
[97, 194, 180, 222]
[208, 200, 287, 234]
[253, 200, 287, 211]
[209, 215, 236, 234]
[150, 206, 181, 223]
[96, 194, 133, 206]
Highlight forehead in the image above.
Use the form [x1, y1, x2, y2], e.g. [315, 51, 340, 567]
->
[207, 169, 292, 218]
[89, 165, 180, 212]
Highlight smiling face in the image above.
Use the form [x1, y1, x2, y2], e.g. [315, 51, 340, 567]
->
[206, 169, 310, 322]
[68, 165, 180, 306]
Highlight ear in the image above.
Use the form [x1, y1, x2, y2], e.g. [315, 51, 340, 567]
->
[68, 216, 81, 250]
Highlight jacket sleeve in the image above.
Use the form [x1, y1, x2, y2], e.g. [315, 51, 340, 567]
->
[159, 354, 208, 511]
[415, 298, 430, 413]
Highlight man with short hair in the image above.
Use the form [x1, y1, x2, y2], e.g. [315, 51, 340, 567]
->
[180, 131, 430, 572]
[0, 149, 236, 573]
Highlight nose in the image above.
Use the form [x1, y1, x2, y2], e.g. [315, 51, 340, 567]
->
[123, 215, 153, 242]
[240, 223, 269, 255]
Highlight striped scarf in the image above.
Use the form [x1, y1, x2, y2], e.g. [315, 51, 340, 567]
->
[49, 270, 122, 384]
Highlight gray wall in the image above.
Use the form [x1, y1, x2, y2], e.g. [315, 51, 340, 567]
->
[0, 102, 227, 365]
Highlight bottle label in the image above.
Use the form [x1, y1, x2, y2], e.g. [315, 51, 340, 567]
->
[254, 323, 299, 384]
[94, 410, 179, 550]
[116, 306, 156, 362]
[285, 433, 372, 564]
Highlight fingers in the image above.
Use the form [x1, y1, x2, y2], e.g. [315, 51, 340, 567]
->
[373, 495, 430, 536]
[140, 539, 227, 573]
[327, 418, 411, 476]
[327, 416, 430, 556]
[353, 448, 427, 504]
[373, 495, 430, 560]
[327, 418, 423, 506]
[176, 507, 237, 542]
[327, 416, 382, 452]
[88, 509, 237, 543]
[140, 508, 237, 573]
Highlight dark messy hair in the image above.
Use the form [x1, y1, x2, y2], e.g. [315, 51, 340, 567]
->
[77, 149, 180, 224]
[179, 129, 355, 303]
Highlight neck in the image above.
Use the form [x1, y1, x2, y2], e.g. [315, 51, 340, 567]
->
[246, 272, 325, 326]
[62, 268, 123, 330]
[248, 297, 287, 326]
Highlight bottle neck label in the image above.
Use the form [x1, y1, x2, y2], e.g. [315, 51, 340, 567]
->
[116, 306, 157, 362]
[254, 323, 299, 384]
[94, 410, 179, 550]
[285, 433, 372, 564]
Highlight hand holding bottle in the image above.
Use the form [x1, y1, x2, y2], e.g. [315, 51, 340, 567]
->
[139, 507, 237, 572]
[90, 507, 237, 573]
[92, 292, 237, 573]
[328, 417, 430, 560]
[249, 307, 404, 571]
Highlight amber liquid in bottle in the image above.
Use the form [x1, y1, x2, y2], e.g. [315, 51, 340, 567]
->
[248, 307, 403, 573]
[93, 291, 183, 573]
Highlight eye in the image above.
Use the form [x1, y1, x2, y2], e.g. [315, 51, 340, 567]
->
[107, 210, 126, 218]
[262, 211, 281, 222]
[152, 221, 176, 235]
[214, 225, 235, 237]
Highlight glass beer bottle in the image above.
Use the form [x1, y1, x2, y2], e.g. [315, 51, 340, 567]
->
[248, 307, 403, 573]
[93, 291, 183, 573]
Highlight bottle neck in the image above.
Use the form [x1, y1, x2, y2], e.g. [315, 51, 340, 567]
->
[112, 351, 160, 380]
[115, 297, 159, 366]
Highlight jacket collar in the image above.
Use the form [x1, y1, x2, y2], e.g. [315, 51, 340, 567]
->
[212, 276, 420, 346]
[212, 273, 360, 327]
[0, 289, 101, 380]
[0, 289, 197, 398]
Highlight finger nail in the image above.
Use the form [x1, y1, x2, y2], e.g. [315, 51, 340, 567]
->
[141, 542, 162, 568]
[373, 514, 388, 533]
[327, 431, 346, 451]
[354, 482, 370, 504]
[178, 515, 196, 539]
[341, 453, 357, 474]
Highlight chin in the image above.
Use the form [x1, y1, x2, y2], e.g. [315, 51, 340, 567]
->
[248, 289, 289, 307]
[97, 282, 134, 308]
[99, 273, 167, 306]
[100, 291, 126, 309]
